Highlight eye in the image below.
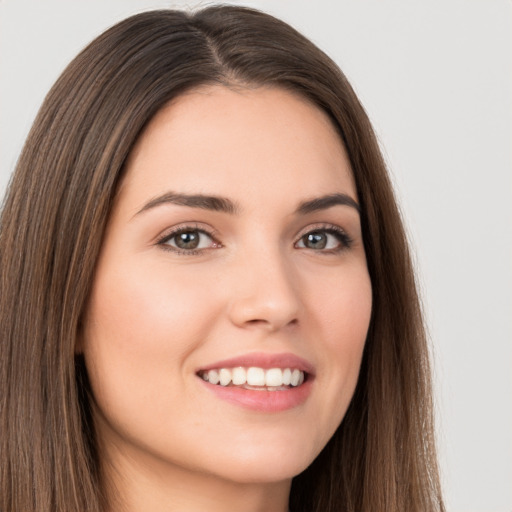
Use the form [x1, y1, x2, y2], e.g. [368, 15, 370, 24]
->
[158, 227, 218, 253]
[295, 227, 352, 252]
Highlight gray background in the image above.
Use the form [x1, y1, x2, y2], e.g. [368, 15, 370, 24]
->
[1, 1, 510, 510]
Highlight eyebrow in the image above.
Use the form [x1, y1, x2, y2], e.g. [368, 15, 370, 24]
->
[134, 191, 360, 217]
[135, 192, 239, 216]
[296, 193, 360, 215]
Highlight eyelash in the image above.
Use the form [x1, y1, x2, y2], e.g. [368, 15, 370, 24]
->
[295, 224, 353, 253]
[156, 224, 220, 256]
[156, 223, 353, 255]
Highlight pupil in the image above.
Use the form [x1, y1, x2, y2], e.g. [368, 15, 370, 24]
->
[176, 232, 199, 249]
[306, 232, 326, 249]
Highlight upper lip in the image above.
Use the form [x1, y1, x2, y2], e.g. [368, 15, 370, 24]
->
[197, 352, 315, 376]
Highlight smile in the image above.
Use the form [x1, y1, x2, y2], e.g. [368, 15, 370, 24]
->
[198, 367, 306, 390]
[197, 352, 314, 412]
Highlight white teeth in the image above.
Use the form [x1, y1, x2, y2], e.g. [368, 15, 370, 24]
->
[208, 369, 220, 385]
[290, 369, 301, 387]
[247, 367, 265, 386]
[201, 367, 306, 389]
[219, 368, 231, 386]
[232, 367, 247, 385]
[265, 368, 283, 387]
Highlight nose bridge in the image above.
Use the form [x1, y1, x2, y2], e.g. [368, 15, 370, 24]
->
[228, 241, 301, 330]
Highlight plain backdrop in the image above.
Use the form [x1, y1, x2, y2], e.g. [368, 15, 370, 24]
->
[0, 1, 510, 510]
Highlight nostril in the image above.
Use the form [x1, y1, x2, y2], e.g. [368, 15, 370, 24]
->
[246, 318, 266, 325]
[244, 317, 298, 328]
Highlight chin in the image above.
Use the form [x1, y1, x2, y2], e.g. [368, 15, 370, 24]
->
[195, 434, 322, 485]
[212, 457, 312, 485]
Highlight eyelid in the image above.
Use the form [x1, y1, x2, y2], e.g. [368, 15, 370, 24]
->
[294, 223, 353, 251]
[154, 221, 353, 255]
[294, 222, 348, 239]
[155, 223, 220, 254]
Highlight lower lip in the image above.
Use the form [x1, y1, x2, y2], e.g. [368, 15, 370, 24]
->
[199, 377, 313, 412]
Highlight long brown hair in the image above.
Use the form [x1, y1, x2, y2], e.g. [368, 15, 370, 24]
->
[0, 6, 444, 511]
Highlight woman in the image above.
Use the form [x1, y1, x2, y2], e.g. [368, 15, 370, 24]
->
[0, 6, 445, 512]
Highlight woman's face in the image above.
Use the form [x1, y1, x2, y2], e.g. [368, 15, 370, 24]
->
[82, 86, 372, 486]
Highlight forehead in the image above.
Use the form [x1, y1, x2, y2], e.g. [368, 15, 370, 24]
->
[120, 85, 356, 214]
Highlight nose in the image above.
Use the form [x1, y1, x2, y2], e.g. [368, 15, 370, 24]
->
[227, 249, 301, 332]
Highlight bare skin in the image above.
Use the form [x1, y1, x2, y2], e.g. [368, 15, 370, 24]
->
[82, 86, 372, 512]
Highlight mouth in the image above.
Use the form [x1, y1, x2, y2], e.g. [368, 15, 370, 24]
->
[196, 353, 314, 412]
[197, 366, 306, 391]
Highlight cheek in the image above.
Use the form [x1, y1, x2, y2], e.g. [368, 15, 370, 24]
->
[86, 261, 218, 353]
[81, 260, 220, 416]
[308, 266, 371, 419]
[311, 261, 372, 350]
